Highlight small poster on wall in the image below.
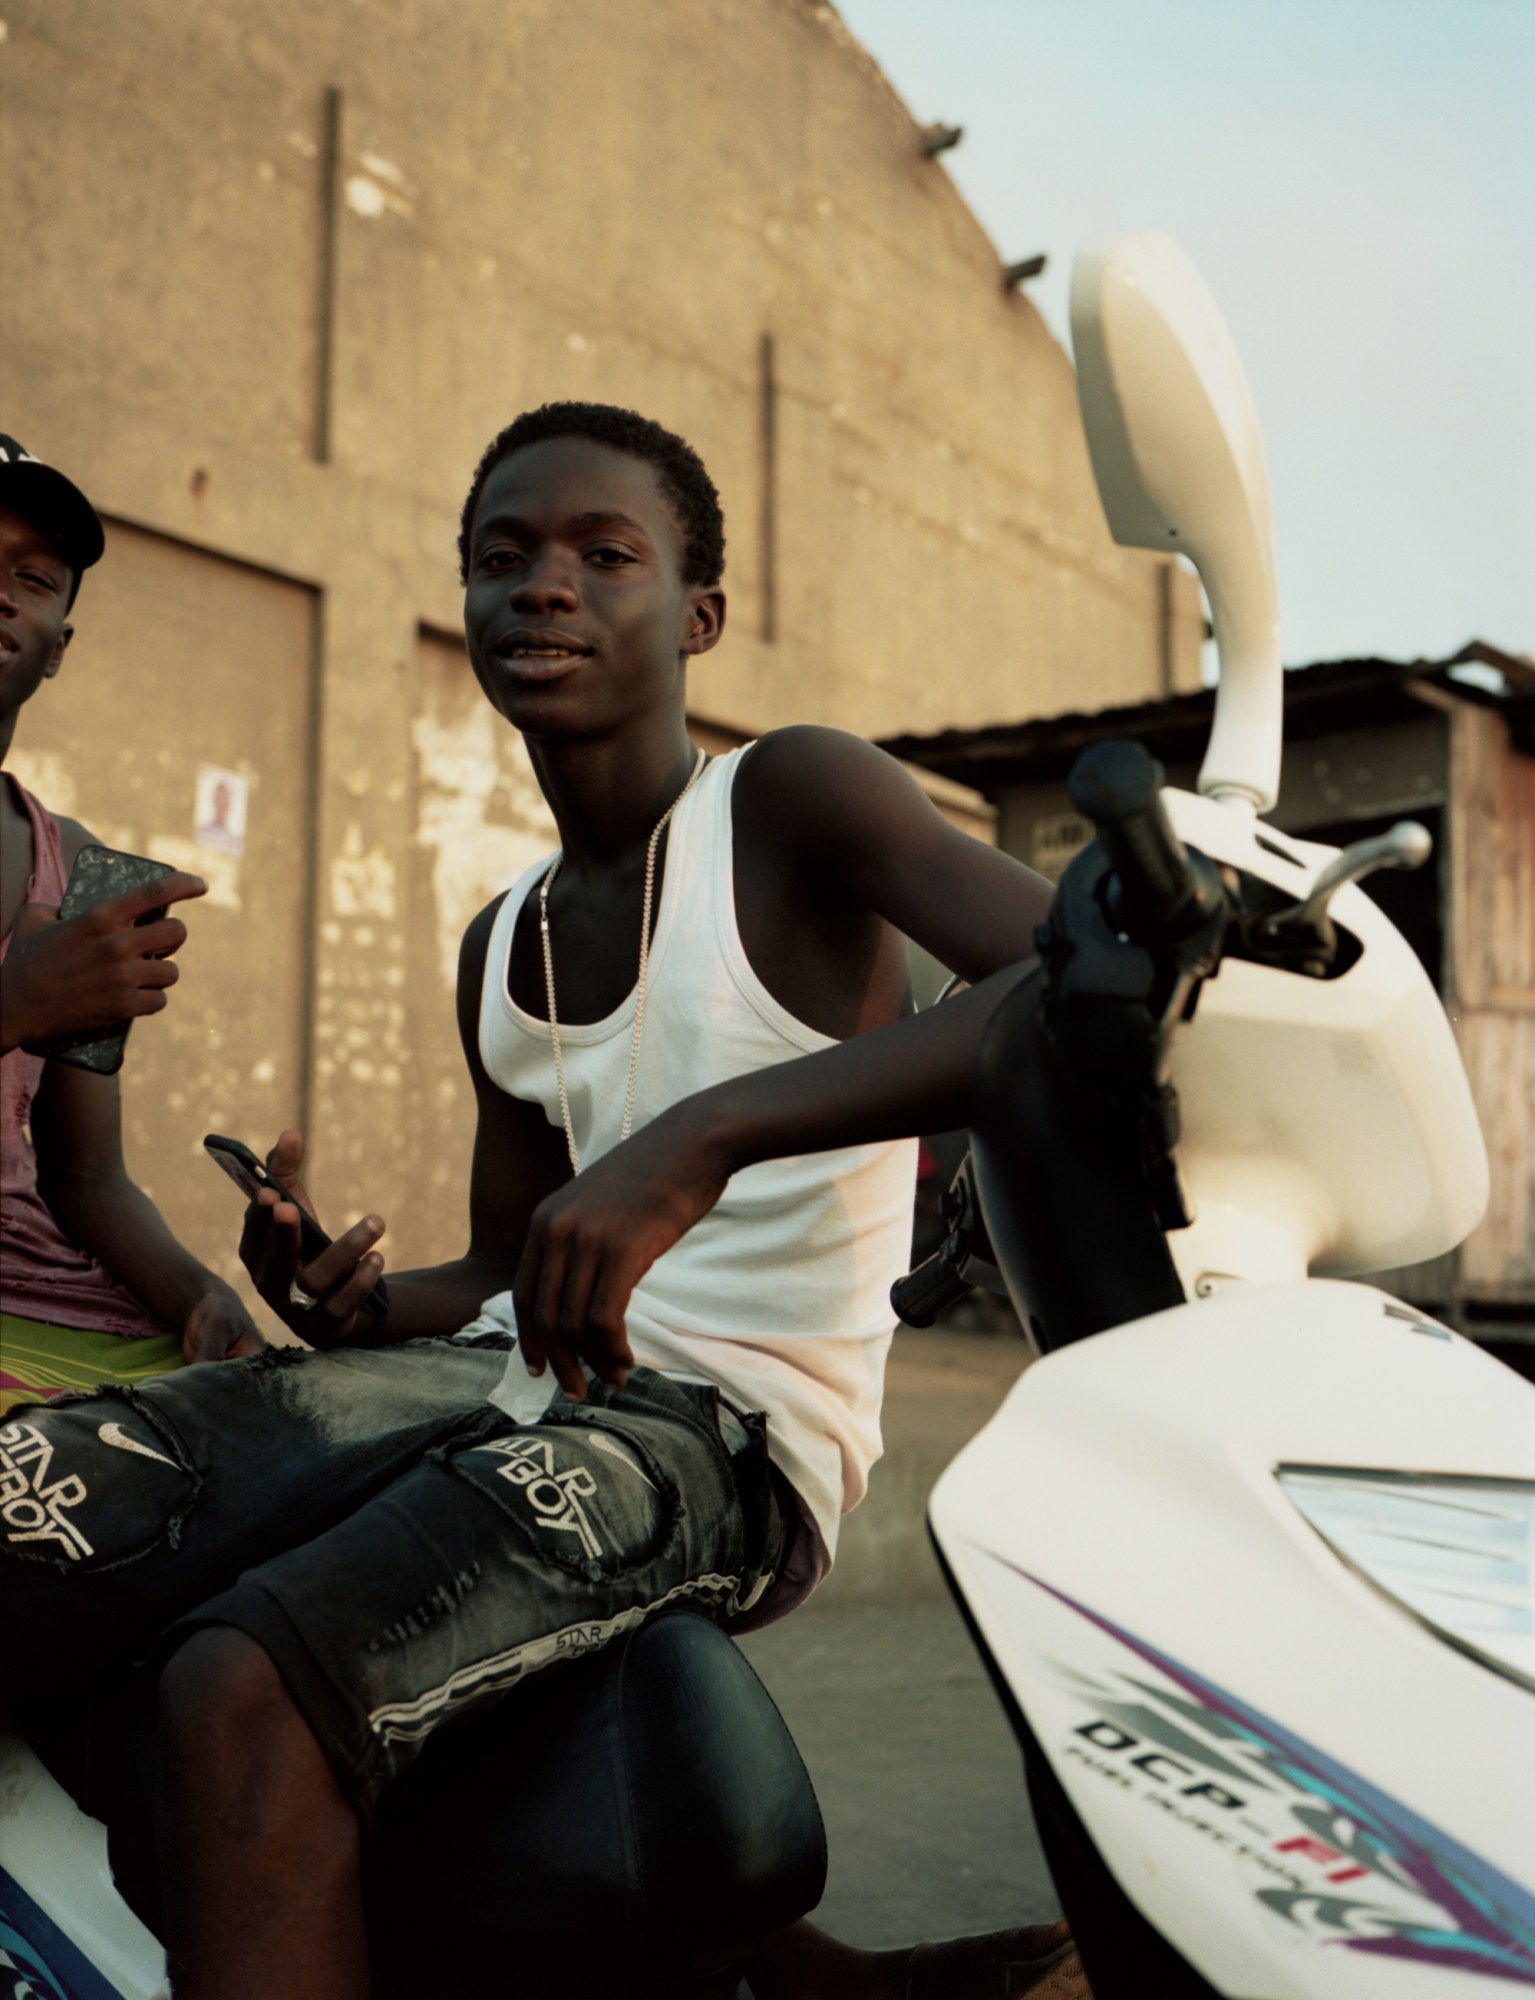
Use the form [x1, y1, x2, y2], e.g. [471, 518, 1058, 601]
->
[194, 764, 248, 858]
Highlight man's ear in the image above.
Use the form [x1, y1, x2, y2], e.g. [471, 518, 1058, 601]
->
[681, 588, 726, 658]
[44, 622, 74, 681]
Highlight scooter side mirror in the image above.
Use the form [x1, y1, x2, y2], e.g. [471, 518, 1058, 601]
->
[1071, 232, 1282, 813]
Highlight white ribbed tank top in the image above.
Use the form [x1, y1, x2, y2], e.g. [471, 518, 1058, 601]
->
[473, 747, 918, 1578]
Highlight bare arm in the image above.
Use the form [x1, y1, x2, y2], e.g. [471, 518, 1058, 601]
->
[33, 1061, 263, 1361]
[514, 728, 1054, 1395]
[19, 812, 257, 1361]
[691, 726, 1053, 1150]
[240, 895, 570, 1345]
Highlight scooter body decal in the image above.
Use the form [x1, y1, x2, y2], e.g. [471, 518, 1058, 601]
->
[0, 1861, 126, 2000]
[994, 1554, 1535, 1987]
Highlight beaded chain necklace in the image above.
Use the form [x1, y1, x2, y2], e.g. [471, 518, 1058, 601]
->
[538, 747, 707, 1174]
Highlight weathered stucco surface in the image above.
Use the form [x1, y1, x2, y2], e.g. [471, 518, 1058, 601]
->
[2, 0, 1200, 1317]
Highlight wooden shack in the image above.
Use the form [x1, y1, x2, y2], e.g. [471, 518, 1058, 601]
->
[882, 641, 1535, 1355]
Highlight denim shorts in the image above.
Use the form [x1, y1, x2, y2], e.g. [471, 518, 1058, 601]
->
[0, 1337, 791, 1817]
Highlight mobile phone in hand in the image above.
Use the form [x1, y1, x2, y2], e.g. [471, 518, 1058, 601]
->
[203, 1133, 390, 1330]
[27, 844, 178, 1073]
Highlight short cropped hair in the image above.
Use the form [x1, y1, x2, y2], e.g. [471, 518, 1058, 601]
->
[458, 402, 726, 588]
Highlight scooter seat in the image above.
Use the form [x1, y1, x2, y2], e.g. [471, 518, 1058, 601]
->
[38, 1611, 826, 2000]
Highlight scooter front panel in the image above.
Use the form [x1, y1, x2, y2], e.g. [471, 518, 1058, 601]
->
[0, 1730, 166, 2000]
[1158, 788, 1489, 1286]
[930, 1279, 1535, 1997]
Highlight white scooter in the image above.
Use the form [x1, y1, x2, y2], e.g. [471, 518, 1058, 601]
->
[902, 233, 1535, 1997]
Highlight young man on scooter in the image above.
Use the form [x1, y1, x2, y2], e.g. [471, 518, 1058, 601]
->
[3, 404, 1068, 1997]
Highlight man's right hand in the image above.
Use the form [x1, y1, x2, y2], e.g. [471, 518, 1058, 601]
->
[0, 871, 208, 1055]
[239, 1128, 388, 1345]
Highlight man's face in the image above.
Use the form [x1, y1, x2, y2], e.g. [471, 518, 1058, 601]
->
[0, 506, 73, 735]
[462, 438, 723, 740]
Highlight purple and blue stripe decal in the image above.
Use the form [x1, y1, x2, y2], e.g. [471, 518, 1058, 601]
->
[994, 1556, 1535, 1986]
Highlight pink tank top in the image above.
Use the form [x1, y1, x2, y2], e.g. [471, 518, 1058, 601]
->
[0, 775, 170, 1337]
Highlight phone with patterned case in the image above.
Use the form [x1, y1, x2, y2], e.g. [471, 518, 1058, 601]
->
[25, 844, 179, 1073]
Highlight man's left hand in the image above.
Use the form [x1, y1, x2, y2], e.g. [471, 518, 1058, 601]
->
[513, 1109, 733, 1401]
[182, 1284, 266, 1364]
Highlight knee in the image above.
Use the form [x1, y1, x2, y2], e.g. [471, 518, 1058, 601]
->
[157, 1626, 292, 1755]
[154, 1627, 356, 1861]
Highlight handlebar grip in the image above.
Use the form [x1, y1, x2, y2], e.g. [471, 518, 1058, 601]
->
[1068, 741, 1201, 938]
[890, 1248, 975, 1329]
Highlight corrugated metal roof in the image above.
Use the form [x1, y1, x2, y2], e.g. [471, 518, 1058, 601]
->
[878, 641, 1535, 789]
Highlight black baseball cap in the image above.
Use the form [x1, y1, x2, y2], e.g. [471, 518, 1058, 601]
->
[0, 435, 106, 595]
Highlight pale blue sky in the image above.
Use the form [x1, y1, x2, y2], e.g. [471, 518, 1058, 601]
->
[837, 0, 1534, 669]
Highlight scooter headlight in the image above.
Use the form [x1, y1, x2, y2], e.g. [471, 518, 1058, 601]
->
[1277, 1466, 1535, 1691]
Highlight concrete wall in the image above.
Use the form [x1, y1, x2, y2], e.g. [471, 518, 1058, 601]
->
[3, 0, 1193, 1318]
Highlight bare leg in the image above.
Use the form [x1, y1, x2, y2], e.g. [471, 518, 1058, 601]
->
[747, 1915, 1078, 1999]
[154, 1627, 369, 2000]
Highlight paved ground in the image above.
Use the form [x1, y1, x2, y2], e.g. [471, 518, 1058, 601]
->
[815, 1325, 1034, 1610]
[738, 1602, 1061, 1950]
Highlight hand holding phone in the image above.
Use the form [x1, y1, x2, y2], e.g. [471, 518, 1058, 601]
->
[207, 1129, 389, 1344]
[7, 847, 208, 1068]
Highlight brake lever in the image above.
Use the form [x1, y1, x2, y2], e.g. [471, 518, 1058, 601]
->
[1253, 821, 1431, 973]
